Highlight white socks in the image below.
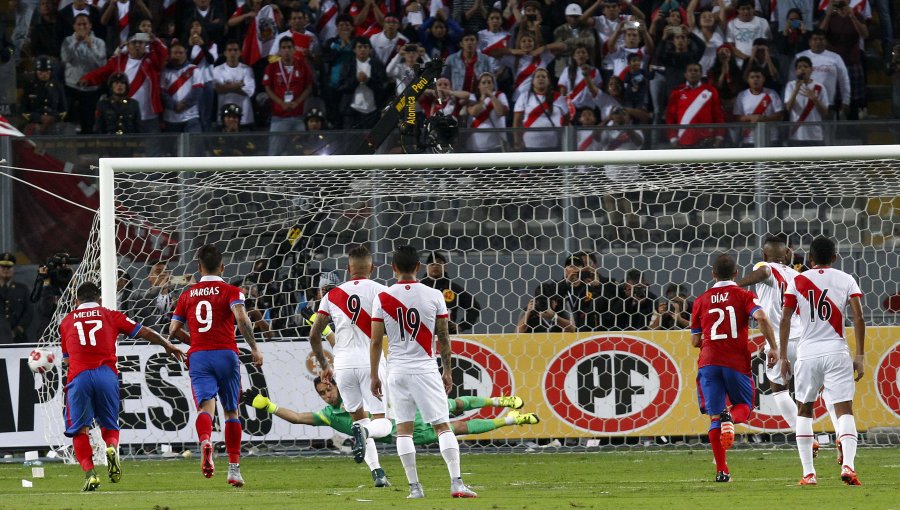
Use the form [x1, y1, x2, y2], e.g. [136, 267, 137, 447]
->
[796, 416, 816, 476]
[773, 390, 797, 429]
[438, 430, 461, 479]
[396, 435, 419, 484]
[837, 414, 858, 470]
[826, 400, 840, 436]
[366, 418, 393, 438]
[353, 418, 380, 470]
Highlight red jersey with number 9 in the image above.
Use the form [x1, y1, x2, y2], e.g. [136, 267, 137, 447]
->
[59, 302, 142, 383]
[690, 281, 762, 374]
[172, 276, 245, 354]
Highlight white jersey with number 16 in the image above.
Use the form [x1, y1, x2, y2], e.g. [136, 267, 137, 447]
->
[372, 281, 448, 375]
[783, 267, 862, 361]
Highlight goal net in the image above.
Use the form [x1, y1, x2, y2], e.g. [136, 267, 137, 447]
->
[34, 146, 900, 458]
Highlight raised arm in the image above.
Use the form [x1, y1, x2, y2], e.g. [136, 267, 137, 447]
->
[308, 313, 333, 382]
[233, 303, 263, 366]
[735, 263, 771, 287]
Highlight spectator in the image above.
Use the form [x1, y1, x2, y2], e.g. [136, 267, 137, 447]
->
[649, 2, 689, 44]
[265, 36, 313, 155]
[564, 252, 620, 331]
[28, 0, 61, 60]
[820, 0, 869, 118]
[686, 0, 725, 74]
[597, 75, 624, 122]
[513, 67, 569, 151]
[509, 0, 553, 49]
[321, 14, 356, 128]
[227, 0, 263, 46]
[666, 62, 725, 148]
[419, 75, 471, 119]
[516, 282, 577, 333]
[773, 8, 811, 81]
[707, 43, 743, 120]
[478, 9, 511, 58]
[601, 21, 652, 85]
[652, 25, 706, 118]
[558, 43, 604, 111]
[160, 41, 203, 133]
[208, 104, 259, 155]
[784, 56, 829, 146]
[316, 0, 343, 42]
[12, 0, 39, 56]
[796, 29, 850, 118]
[452, 0, 489, 33]
[278, 9, 320, 62]
[0, 253, 33, 344]
[100, 0, 152, 51]
[349, 0, 387, 38]
[466, 71, 509, 151]
[134, 260, 183, 328]
[648, 283, 692, 330]
[613, 268, 655, 331]
[94, 72, 141, 134]
[116, 268, 134, 314]
[575, 106, 602, 151]
[61, 14, 107, 135]
[184, 0, 226, 47]
[599, 105, 644, 151]
[741, 38, 781, 91]
[157, 18, 178, 49]
[552, 3, 599, 77]
[420, 251, 482, 333]
[295, 270, 340, 335]
[57, 0, 105, 45]
[337, 37, 389, 129]
[186, 19, 219, 131]
[23, 57, 67, 136]
[733, 67, 784, 146]
[80, 31, 168, 134]
[772, 0, 814, 33]
[419, 16, 462, 60]
[238, 278, 275, 340]
[444, 29, 498, 94]
[620, 52, 652, 123]
[584, 0, 644, 48]
[500, 32, 565, 101]
[387, 43, 430, 94]
[725, 0, 771, 65]
[371, 12, 409, 64]
[213, 40, 256, 128]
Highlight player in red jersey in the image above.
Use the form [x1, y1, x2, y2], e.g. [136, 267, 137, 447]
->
[60, 282, 184, 491]
[691, 254, 778, 483]
[170, 245, 263, 488]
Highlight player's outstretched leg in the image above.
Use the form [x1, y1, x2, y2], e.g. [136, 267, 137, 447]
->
[457, 410, 540, 437]
[448, 396, 524, 416]
[101, 428, 122, 483]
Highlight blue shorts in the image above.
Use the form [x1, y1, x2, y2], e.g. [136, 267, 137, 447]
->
[189, 350, 241, 411]
[696, 365, 755, 417]
[64, 365, 120, 437]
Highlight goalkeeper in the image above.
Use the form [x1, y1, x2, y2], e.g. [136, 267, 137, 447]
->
[246, 379, 538, 472]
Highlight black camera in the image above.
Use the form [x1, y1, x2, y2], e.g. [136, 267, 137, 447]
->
[43, 252, 80, 286]
[423, 112, 459, 154]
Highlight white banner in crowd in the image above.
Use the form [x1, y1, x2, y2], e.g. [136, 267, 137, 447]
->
[0, 342, 336, 448]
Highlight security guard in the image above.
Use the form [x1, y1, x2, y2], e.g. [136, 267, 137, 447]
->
[23, 57, 67, 135]
[94, 73, 141, 134]
[0, 253, 33, 344]
[208, 103, 257, 156]
[420, 251, 482, 333]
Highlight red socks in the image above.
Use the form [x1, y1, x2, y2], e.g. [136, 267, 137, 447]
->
[73, 433, 94, 472]
[709, 423, 728, 473]
[225, 419, 242, 464]
[101, 428, 119, 448]
[731, 404, 751, 424]
[196, 412, 213, 444]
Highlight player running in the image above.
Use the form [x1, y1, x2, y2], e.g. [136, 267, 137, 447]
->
[309, 246, 393, 485]
[245, 378, 537, 451]
[780, 237, 866, 486]
[370, 245, 477, 499]
[691, 254, 779, 483]
[170, 245, 263, 488]
[60, 282, 184, 491]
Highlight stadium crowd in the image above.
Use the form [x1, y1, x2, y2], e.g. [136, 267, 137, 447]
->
[4, 0, 895, 149]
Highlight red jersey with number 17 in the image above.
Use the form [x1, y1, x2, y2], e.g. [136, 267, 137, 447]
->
[172, 276, 244, 354]
[59, 302, 142, 383]
[690, 281, 762, 374]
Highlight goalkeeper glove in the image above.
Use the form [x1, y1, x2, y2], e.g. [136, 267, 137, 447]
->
[301, 306, 333, 336]
[251, 393, 279, 414]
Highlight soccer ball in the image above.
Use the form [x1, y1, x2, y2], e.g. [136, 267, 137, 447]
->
[28, 348, 56, 374]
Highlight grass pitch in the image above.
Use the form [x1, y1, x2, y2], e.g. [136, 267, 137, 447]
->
[1, 448, 897, 510]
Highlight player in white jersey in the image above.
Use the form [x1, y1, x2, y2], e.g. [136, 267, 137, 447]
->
[370, 245, 477, 499]
[309, 245, 393, 487]
[781, 237, 866, 486]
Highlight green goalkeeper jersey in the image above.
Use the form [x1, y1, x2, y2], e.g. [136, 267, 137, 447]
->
[311, 400, 441, 445]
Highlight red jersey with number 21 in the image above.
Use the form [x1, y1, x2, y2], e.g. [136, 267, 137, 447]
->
[59, 302, 142, 383]
[690, 281, 761, 374]
[173, 276, 244, 354]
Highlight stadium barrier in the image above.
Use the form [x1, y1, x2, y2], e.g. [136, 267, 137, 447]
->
[4, 327, 897, 448]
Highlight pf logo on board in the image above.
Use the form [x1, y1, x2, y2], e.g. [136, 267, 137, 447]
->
[446, 338, 514, 420]
[543, 335, 680, 434]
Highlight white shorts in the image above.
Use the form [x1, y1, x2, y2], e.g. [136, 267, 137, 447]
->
[387, 371, 449, 425]
[765, 339, 798, 386]
[334, 365, 385, 415]
[794, 353, 855, 404]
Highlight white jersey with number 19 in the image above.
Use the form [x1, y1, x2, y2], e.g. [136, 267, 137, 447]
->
[752, 261, 802, 339]
[783, 267, 862, 361]
[317, 278, 388, 369]
[372, 280, 448, 375]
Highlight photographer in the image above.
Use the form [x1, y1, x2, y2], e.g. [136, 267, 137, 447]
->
[648, 283, 693, 330]
[0, 253, 33, 344]
[613, 269, 655, 331]
[31, 252, 79, 335]
[516, 282, 576, 333]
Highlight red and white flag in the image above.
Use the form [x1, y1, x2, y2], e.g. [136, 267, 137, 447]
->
[242, 5, 280, 66]
[0, 115, 24, 137]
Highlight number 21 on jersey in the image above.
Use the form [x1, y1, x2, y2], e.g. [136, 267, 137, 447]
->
[708, 306, 738, 340]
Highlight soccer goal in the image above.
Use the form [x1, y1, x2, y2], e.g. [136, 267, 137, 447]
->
[33, 145, 900, 459]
